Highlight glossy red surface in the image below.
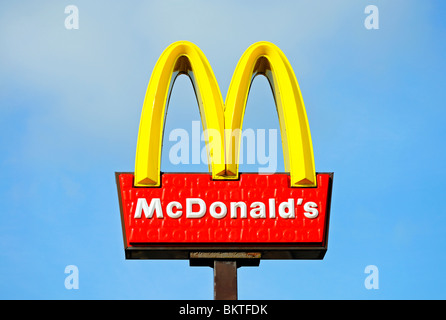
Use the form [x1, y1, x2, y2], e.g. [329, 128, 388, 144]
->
[117, 173, 331, 247]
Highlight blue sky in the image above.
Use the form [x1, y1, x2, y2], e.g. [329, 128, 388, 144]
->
[1, 1, 445, 299]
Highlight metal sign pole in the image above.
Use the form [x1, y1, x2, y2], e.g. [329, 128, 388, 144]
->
[213, 260, 238, 300]
[189, 252, 261, 300]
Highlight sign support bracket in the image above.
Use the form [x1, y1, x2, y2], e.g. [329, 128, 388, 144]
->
[189, 252, 261, 300]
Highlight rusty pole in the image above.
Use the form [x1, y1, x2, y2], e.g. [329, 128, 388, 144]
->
[189, 252, 260, 300]
[213, 260, 238, 300]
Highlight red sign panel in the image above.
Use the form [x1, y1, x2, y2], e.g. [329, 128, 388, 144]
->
[116, 172, 333, 260]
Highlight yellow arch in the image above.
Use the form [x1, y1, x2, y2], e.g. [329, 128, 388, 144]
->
[134, 41, 316, 187]
[134, 41, 226, 187]
[225, 42, 316, 187]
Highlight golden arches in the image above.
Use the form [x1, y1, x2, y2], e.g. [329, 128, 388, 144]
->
[134, 41, 316, 188]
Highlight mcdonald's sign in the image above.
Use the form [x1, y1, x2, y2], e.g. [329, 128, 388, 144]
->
[116, 41, 333, 261]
